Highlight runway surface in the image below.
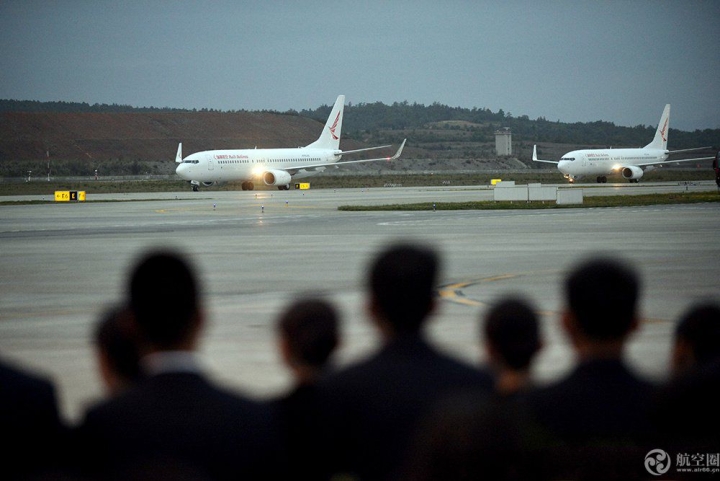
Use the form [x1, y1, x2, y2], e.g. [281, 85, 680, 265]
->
[1, 182, 719, 422]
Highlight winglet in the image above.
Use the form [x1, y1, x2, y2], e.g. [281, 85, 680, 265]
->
[390, 139, 407, 160]
[532, 144, 559, 164]
[175, 143, 183, 163]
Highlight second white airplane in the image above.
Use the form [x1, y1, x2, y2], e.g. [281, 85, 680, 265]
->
[175, 95, 406, 191]
[532, 104, 712, 183]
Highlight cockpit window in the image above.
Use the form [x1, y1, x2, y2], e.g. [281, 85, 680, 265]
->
[561, 157, 575, 161]
[183, 160, 199, 164]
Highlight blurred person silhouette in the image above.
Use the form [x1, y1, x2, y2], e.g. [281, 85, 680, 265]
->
[483, 296, 542, 396]
[93, 304, 142, 395]
[524, 257, 655, 480]
[655, 301, 720, 452]
[1, 356, 67, 479]
[401, 392, 542, 481]
[670, 302, 720, 377]
[318, 242, 493, 481]
[399, 296, 544, 481]
[76, 249, 280, 480]
[273, 296, 340, 478]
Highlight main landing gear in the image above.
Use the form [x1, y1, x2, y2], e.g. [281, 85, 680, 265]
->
[241, 182, 255, 191]
[596, 176, 607, 183]
[277, 184, 290, 191]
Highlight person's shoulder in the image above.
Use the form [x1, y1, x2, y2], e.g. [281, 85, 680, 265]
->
[319, 355, 376, 390]
[0, 359, 55, 395]
[426, 345, 494, 387]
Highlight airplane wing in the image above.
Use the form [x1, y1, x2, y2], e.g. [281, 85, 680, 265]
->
[287, 139, 406, 172]
[637, 156, 715, 167]
[667, 146, 713, 154]
[532, 145, 559, 164]
[339, 144, 392, 155]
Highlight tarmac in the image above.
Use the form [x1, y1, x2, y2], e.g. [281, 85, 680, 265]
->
[1, 181, 719, 423]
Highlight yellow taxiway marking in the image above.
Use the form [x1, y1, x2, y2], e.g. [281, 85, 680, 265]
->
[439, 273, 670, 325]
[438, 274, 518, 307]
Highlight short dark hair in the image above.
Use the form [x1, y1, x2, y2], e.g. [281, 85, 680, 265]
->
[128, 250, 200, 348]
[675, 302, 720, 364]
[483, 297, 540, 370]
[277, 298, 339, 368]
[565, 257, 639, 340]
[368, 243, 439, 332]
[95, 305, 141, 382]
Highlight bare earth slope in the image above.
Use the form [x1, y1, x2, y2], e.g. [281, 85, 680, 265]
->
[0, 111, 337, 162]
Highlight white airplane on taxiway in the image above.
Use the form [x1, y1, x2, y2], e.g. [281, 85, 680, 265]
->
[532, 104, 713, 183]
[175, 95, 405, 191]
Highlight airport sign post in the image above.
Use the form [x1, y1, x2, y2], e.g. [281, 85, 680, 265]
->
[54, 191, 86, 202]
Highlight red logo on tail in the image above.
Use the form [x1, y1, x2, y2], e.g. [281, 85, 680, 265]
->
[329, 112, 341, 140]
[660, 117, 668, 142]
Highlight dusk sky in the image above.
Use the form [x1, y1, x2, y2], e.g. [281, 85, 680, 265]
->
[1, 1, 718, 131]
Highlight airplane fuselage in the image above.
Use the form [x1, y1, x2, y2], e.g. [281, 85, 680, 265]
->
[176, 147, 343, 184]
[557, 148, 667, 178]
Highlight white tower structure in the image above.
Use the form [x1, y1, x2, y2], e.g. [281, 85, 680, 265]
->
[495, 128, 512, 156]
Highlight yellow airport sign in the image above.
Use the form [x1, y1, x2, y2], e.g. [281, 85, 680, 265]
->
[295, 183, 310, 190]
[491, 179, 502, 186]
[55, 191, 86, 202]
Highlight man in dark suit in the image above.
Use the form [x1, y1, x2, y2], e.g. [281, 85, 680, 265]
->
[654, 302, 720, 452]
[525, 257, 655, 479]
[318, 242, 493, 481]
[1, 359, 66, 479]
[273, 297, 340, 479]
[483, 296, 542, 397]
[76, 250, 279, 480]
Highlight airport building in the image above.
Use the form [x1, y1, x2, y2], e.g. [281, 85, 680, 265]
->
[495, 128, 512, 156]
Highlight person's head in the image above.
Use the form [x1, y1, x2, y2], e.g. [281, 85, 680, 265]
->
[672, 302, 720, 376]
[128, 250, 202, 351]
[563, 257, 640, 351]
[483, 297, 541, 372]
[94, 304, 142, 394]
[367, 242, 439, 335]
[277, 297, 339, 376]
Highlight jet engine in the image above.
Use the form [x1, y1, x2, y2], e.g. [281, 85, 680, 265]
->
[621, 165, 644, 182]
[262, 170, 291, 186]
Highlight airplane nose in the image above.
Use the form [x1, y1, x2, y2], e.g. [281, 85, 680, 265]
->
[176, 163, 187, 178]
[558, 160, 570, 173]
